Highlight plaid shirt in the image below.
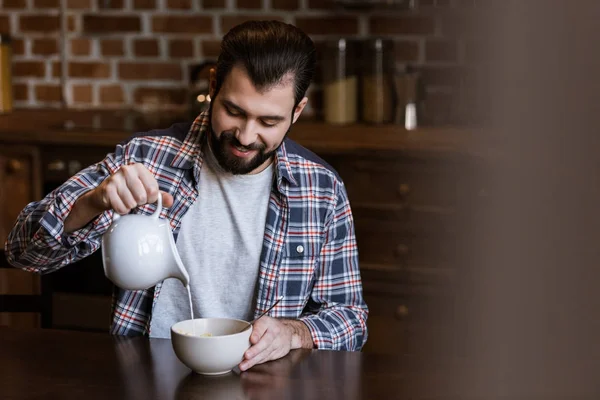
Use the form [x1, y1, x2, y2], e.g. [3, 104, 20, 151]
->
[5, 112, 368, 351]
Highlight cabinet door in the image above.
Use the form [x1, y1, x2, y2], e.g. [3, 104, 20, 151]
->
[0, 145, 42, 328]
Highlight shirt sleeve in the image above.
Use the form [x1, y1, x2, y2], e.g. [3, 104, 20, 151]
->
[4, 145, 126, 274]
[298, 181, 369, 351]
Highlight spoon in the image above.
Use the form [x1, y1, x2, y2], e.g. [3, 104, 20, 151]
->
[241, 296, 284, 332]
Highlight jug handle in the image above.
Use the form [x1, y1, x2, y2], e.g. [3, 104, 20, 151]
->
[151, 194, 163, 220]
[111, 195, 163, 221]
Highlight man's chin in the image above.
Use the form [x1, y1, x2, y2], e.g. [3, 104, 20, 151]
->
[219, 155, 260, 175]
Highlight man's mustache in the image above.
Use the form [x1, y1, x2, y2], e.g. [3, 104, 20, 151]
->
[221, 131, 265, 152]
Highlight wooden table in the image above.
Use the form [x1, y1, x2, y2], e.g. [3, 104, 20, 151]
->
[0, 327, 464, 400]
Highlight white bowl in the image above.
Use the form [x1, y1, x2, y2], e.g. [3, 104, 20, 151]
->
[171, 318, 252, 375]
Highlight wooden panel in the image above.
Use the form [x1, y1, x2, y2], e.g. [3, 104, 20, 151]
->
[0, 312, 40, 328]
[330, 156, 461, 208]
[52, 293, 112, 331]
[0, 269, 40, 295]
[41, 145, 111, 183]
[362, 292, 455, 355]
[0, 146, 40, 246]
[362, 316, 450, 356]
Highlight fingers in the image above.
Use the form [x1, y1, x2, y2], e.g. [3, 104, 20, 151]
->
[104, 182, 128, 215]
[122, 167, 150, 208]
[249, 318, 269, 345]
[161, 191, 174, 208]
[99, 163, 174, 215]
[239, 317, 292, 372]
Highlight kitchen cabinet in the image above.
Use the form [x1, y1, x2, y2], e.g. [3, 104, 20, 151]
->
[0, 145, 42, 328]
[322, 150, 488, 356]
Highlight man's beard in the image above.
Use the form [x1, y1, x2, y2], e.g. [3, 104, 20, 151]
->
[208, 112, 292, 175]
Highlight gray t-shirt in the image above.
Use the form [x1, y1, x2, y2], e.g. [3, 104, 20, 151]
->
[149, 148, 274, 338]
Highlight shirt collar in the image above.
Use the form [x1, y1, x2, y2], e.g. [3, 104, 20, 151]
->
[170, 111, 299, 190]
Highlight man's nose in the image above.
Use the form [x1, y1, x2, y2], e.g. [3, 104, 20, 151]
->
[235, 122, 258, 147]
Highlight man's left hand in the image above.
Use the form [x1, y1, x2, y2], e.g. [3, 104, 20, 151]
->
[238, 317, 312, 372]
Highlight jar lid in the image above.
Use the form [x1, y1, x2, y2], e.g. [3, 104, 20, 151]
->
[363, 37, 393, 50]
[325, 38, 356, 51]
[0, 34, 12, 44]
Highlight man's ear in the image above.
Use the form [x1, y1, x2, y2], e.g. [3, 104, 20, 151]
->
[292, 97, 309, 124]
[209, 68, 216, 99]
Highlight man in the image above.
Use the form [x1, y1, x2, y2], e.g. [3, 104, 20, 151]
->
[5, 20, 368, 371]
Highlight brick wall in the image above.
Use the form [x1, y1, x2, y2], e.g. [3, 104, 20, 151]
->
[1, 0, 479, 124]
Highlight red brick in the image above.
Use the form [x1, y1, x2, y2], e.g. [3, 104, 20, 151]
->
[100, 39, 124, 56]
[100, 85, 124, 104]
[67, 0, 91, 8]
[236, 0, 262, 9]
[296, 17, 358, 35]
[202, 0, 225, 8]
[426, 40, 458, 62]
[52, 61, 61, 78]
[3, 0, 27, 8]
[169, 39, 194, 58]
[83, 15, 141, 33]
[19, 15, 60, 33]
[221, 15, 283, 33]
[307, 0, 336, 9]
[97, 0, 124, 8]
[34, 0, 60, 7]
[35, 84, 62, 102]
[134, 39, 160, 57]
[200, 40, 220, 58]
[72, 84, 92, 103]
[118, 62, 182, 80]
[12, 83, 28, 101]
[369, 16, 435, 35]
[11, 38, 25, 55]
[32, 38, 58, 55]
[13, 62, 46, 78]
[152, 16, 212, 34]
[68, 62, 111, 78]
[134, 87, 187, 106]
[394, 40, 420, 62]
[68, 15, 77, 32]
[0, 16, 10, 33]
[133, 0, 155, 8]
[71, 38, 91, 56]
[272, 0, 298, 10]
[167, 0, 191, 9]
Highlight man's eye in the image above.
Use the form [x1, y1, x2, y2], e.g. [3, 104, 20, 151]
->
[261, 120, 277, 127]
[226, 108, 240, 116]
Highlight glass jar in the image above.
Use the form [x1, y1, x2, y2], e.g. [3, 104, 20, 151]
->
[0, 34, 13, 113]
[360, 38, 395, 124]
[322, 38, 357, 124]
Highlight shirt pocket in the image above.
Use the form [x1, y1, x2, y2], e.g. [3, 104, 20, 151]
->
[278, 238, 320, 311]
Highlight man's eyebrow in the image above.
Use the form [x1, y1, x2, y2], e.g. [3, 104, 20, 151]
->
[222, 99, 286, 121]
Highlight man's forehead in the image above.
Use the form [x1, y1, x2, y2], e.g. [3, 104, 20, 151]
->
[223, 65, 295, 94]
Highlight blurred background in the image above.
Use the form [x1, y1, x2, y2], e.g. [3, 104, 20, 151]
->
[2, 0, 600, 397]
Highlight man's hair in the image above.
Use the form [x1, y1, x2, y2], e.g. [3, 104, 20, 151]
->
[214, 20, 316, 108]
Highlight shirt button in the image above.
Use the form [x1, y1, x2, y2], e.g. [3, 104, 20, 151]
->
[296, 245, 304, 254]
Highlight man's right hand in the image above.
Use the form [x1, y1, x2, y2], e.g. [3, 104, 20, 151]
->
[64, 163, 174, 234]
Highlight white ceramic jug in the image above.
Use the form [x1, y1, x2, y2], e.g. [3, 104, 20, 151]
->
[101, 195, 190, 290]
